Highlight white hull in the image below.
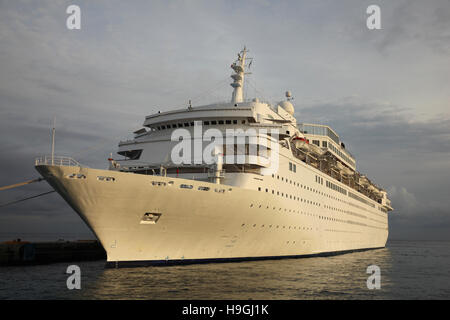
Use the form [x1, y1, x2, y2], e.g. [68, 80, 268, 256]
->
[36, 162, 388, 267]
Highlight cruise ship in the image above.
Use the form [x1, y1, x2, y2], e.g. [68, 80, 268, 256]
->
[35, 48, 393, 267]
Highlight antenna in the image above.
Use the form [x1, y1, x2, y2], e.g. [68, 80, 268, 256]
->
[51, 117, 56, 165]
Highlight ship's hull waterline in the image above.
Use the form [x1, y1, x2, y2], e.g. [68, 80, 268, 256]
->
[36, 164, 388, 267]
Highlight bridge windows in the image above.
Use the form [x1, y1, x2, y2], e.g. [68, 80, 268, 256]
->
[117, 149, 143, 160]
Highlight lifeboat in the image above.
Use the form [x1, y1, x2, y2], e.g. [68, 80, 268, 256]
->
[360, 175, 370, 187]
[309, 143, 325, 156]
[342, 166, 353, 176]
[335, 161, 344, 171]
[292, 136, 310, 152]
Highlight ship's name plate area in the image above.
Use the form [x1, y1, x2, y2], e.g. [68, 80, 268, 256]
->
[182, 303, 269, 317]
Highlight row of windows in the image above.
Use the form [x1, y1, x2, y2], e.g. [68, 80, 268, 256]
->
[270, 169, 384, 217]
[258, 180, 385, 225]
[257, 187, 321, 207]
[248, 202, 387, 230]
[298, 124, 340, 144]
[324, 203, 385, 226]
[349, 191, 376, 208]
[326, 180, 347, 196]
[315, 175, 324, 185]
[150, 180, 231, 193]
[180, 184, 227, 193]
[204, 119, 245, 125]
[155, 119, 246, 131]
[328, 142, 355, 166]
[308, 136, 354, 167]
[270, 173, 328, 197]
[221, 143, 269, 156]
[347, 197, 386, 219]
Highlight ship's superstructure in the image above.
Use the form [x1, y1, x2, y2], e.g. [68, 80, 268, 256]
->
[35, 48, 393, 267]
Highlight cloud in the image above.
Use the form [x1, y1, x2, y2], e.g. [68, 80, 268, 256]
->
[388, 186, 418, 214]
[0, 0, 449, 240]
[298, 97, 450, 239]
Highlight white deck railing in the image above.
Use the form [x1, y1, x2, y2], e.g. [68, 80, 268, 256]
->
[35, 155, 84, 167]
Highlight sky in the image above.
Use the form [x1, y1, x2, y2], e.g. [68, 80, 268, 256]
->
[0, 0, 449, 240]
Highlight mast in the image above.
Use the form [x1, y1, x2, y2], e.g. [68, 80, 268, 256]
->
[230, 47, 248, 104]
[51, 117, 56, 165]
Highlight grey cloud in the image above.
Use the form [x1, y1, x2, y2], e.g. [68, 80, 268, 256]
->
[0, 0, 449, 240]
[298, 98, 450, 239]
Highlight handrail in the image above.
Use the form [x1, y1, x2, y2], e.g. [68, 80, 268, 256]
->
[207, 168, 226, 178]
[35, 155, 85, 167]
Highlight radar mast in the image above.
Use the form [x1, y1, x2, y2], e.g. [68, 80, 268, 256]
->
[230, 47, 249, 104]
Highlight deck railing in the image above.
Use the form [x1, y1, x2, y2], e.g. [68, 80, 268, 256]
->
[35, 155, 84, 167]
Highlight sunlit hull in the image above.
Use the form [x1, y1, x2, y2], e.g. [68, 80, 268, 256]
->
[35, 164, 388, 267]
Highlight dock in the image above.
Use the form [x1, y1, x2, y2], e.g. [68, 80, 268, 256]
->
[0, 239, 106, 266]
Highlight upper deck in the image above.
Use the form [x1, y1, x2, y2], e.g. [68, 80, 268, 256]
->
[298, 123, 356, 169]
[109, 47, 391, 212]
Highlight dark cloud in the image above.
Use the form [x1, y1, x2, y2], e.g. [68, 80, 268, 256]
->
[299, 98, 450, 239]
[0, 0, 449, 240]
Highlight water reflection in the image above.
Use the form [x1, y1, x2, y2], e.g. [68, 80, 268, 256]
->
[81, 248, 393, 299]
[4, 241, 449, 299]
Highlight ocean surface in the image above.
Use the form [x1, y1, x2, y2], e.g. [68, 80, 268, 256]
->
[0, 239, 449, 299]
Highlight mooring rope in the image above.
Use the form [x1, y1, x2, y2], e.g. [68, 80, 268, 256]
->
[0, 190, 56, 208]
[0, 178, 44, 192]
